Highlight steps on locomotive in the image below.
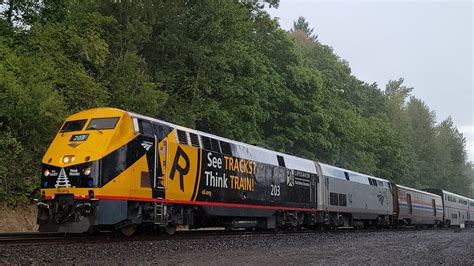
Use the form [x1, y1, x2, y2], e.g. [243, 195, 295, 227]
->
[154, 202, 166, 225]
[152, 181, 166, 198]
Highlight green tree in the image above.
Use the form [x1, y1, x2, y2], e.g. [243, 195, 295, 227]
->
[105, 51, 168, 117]
[0, 38, 67, 204]
[291, 16, 317, 42]
[0, 0, 472, 204]
[432, 117, 470, 194]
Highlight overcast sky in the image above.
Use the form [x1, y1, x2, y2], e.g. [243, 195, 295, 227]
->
[266, 0, 473, 161]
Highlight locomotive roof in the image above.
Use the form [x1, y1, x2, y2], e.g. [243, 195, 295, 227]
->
[128, 110, 471, 199]
[318, 162, 390, 183]
[128, 111, 318, 173]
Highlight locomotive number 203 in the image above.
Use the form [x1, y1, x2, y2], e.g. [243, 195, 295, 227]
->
[70, 134, 89, 142]
[270, 184, 281, 197]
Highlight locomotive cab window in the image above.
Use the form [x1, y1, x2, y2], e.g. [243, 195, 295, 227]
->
[61, 119, 87, 133]
[87, 117, 119, 130]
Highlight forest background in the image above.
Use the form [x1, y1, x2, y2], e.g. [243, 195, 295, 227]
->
[0, 0, 473, 205]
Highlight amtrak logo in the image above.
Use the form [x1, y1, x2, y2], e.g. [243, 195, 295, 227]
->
[377, 194, 385, 205]
[68, 143, 81, 148]
[55, 168, 71, 188]
[141, 141, 153, 151]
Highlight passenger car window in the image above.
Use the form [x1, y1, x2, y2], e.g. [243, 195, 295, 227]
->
[60, 119, 87, 132]
[407, 194, 413, 214]
[87, 117, 119, 130]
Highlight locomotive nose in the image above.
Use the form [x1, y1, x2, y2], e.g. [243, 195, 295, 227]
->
[45, 154, 95, 167]
[62, 155, 75, 164]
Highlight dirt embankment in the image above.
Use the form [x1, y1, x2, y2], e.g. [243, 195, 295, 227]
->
[0, 204, 37, 232]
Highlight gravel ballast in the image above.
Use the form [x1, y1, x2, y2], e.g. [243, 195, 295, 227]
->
[1, 228, 473, 264]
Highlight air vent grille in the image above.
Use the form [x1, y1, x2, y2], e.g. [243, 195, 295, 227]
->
[189, 133, 200, 147]
[177, 130, 188, 144]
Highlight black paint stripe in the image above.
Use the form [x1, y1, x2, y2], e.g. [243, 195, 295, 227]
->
[190, 149, 201, 201]
[102, 129, 174, 188]
[100, 136, 146, 187]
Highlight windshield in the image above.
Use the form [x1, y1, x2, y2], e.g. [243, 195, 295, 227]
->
[60, 119, 88, 133]
[87, 117, 120, 130]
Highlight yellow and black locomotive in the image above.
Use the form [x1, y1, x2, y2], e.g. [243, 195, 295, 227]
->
[37, 107, 319, 235]
[38, 108, 474, 235]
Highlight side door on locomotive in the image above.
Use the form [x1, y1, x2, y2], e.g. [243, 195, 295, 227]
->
[133, 117, 173, 199]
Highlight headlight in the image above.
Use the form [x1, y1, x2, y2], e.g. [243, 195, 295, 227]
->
[83, 167, 91, 175]
[62, 155, 75, 164]
[44, 169, 50, 177]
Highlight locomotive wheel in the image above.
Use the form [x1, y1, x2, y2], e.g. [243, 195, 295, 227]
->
[121, 224, 137, 237]
[87, 226, 100, 236]
[165, 224, 177, 235]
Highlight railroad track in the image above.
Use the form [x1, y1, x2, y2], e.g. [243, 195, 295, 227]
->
[1, 226, 471, 246]
[0, 230, 278, 246]
[0, 232, 89, 245]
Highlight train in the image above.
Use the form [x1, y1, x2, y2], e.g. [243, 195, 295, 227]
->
[36, 108, 474, 235]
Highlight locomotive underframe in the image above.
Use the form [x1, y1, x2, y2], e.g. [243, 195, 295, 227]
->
[36, 195, 401, 234]
[37, 196, 98, 233]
